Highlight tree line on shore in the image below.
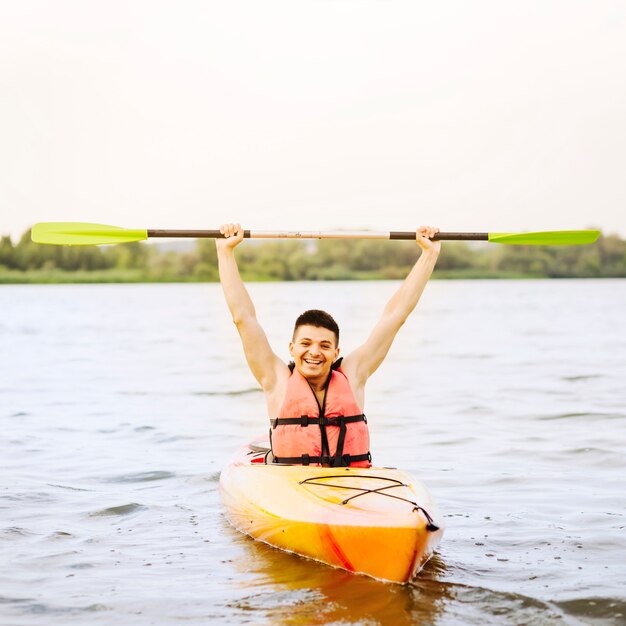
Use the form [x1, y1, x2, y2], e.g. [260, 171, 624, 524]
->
[1, 227, 625, 282]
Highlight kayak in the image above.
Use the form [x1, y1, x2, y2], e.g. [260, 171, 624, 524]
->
[219, 441, 444, 583]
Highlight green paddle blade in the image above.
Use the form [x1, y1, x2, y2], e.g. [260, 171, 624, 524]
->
[31, 222, 149, 246]
[488, 230, 601, 246]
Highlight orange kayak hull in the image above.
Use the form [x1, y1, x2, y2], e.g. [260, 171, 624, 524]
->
[219, 442, 444, 583]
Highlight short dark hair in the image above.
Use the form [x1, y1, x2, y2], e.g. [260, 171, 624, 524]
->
[293, 310, 339, 345]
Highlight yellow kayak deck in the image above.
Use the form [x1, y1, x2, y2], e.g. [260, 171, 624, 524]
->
[219, 442, 444, 583]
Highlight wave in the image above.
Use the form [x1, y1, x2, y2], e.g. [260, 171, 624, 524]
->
[103, 470, 175, 484]
[118, 388, 262, 397]
[537, 412, 624, 421]
[88, 503, 147, 517]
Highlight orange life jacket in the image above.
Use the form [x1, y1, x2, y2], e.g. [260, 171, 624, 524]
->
[270, 360, 372, 468]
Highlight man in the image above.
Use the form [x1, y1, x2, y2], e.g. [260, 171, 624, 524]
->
[217, 223, 441, 467]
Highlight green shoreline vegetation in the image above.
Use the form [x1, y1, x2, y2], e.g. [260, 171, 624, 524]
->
[1, 228, 625, 284]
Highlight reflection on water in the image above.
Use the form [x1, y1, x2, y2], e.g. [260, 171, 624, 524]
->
[225, 521, 580, 626]
[226, 522, 451, 626]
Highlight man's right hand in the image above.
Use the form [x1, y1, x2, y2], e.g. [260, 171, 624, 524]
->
[216, 223, 244, 251]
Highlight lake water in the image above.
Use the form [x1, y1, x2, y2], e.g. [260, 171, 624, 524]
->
[1, 280, 625, 626]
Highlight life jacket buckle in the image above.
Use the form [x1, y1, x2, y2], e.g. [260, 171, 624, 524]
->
[301, 454, 310, 465]
[300, 415, 309, 427]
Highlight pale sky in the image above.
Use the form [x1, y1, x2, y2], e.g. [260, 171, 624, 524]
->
[1, 0, 625, 242]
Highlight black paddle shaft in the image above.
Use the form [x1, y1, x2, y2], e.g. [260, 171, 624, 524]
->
[391, 232, 489, 241]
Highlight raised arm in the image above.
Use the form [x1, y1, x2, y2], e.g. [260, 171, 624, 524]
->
[216, 223, 285, 391]
[342, 226, 441, 388]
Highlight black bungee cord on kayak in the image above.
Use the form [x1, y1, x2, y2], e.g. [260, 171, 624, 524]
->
[246, 446, 438, 531]
[298, 475, 440, 532]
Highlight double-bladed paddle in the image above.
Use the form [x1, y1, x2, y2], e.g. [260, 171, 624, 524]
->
[30, 222, 601, 247]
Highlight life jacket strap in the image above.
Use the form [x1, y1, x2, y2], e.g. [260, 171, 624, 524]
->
[271, 414, 367, 429]
[272, 452, 372, 467]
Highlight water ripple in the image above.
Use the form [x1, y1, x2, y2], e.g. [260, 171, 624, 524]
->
[1, 527, 38, 539]
[537, 412, 624, 421]
[554, 597, 626, 623]
[117, 388, 262, 396]
[88, 503, 147, 517]
[47, 483, 93, 492]
[24, 602, 111, 615]
[103, 471, 175, 484]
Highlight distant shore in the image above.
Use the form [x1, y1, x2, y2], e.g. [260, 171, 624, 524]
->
[0, 268, 609, 284]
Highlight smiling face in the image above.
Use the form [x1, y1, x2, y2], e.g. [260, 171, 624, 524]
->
[289, 324, 340, 384]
